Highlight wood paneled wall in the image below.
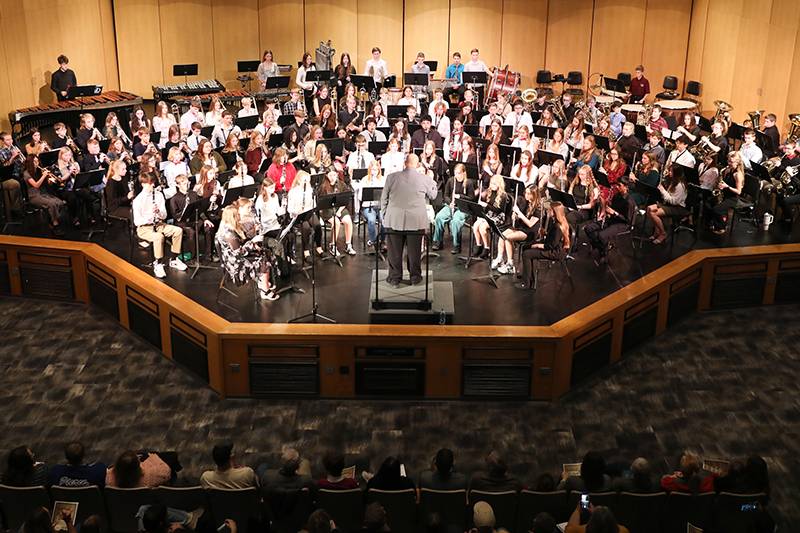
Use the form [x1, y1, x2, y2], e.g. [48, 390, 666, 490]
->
[5, 0, 800, 134]
[0, 0, 119, 131]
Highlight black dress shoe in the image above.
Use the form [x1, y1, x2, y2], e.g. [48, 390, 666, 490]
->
[450, 244, 461, 254]
[410, 277, 423, 285]
[480, 248, 491, 260]
[432, 241, 442, 251]
[473, 245, 484, 257]
[385, 277, 401, 288]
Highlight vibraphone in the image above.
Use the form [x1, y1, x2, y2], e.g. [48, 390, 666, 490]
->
[152, 79, 226, 101]
[9, 90, 143, 140]
[169, 89, 253, 114]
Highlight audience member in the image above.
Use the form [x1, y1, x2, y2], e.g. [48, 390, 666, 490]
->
[20, 506, 75, 533]
[533, 473, 557, 492]
[611, 457, 657, 493]
[3, 446, 48, 486]
[559, 451, 611, 492]
[316, 451, 359, 490]
[531, 512, 558, 533]
[419, 448, 466, 490]
[139, 502, 203, 533]
[48, 441, 107, 487]
[304, 509, 335, 533]
[471, 501, 496, 532]
[259, 447, 313, 491]
[366, 457, 416, 491]
[105, 450, 171, 488]
[79, 515, 105, 533]
[200, 443, 258, 489]
[362, 502, 390, 533]
[566, 504, 629, 533]
[469, 451, 523, 492]
[660, 451, 716, 494]
[715, 455, 770, 496]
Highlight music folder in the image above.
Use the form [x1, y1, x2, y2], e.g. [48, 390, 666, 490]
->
[73, 169, 105, 189]
[67, 85, 102, 99]
[546, 187, 579, 210]
[236, 115, 259, 131]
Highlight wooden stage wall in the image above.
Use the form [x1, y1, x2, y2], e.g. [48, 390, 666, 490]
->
[1, 235, 799, 401]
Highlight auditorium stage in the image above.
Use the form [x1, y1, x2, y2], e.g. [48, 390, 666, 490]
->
[7, 218, 800, 325]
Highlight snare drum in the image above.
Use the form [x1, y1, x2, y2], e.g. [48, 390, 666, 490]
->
[657, 99, 697, 117]
[389, 88, 402, 104]
[621, 103, 645, 123]
[595, 94, 620, 111]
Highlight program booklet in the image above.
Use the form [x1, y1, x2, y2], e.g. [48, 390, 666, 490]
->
[342, 465, 356, 479]
[52, 501, 78, 532]
[702, 459, 730, 476]
[562, 462, 582, 478]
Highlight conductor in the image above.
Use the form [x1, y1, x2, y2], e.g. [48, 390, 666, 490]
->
[381, 153, 438, 287]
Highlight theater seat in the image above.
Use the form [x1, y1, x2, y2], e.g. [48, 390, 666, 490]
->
[468, 490, 518, 531]
[516, 490, 568, 530]
[208, 488, 262, 533]
[0, 484, 50, 532]
[664, 491, 714, 533]
[616, 492, 667, 533]
[419, 488, 467, 532]
[104, 487, 157, 533]
[367, 489, 417, 533]
[316, 488, 364, 533]
[154, 486, 208, 512]
[50, 485, 106, 525]
[713, 492, 768, 533]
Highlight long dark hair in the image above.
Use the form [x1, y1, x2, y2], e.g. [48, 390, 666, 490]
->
[113, 451, 143, 488]
[3, 446, 35, 486]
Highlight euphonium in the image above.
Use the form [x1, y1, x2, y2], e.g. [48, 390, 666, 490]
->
[521, 88, 538, 104]
[548, 96, 566, 124]
[747, 110, 764, 130]
[787, 113, 800, 141]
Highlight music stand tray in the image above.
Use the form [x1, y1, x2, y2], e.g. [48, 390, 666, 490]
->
[67, 85, 102, 99]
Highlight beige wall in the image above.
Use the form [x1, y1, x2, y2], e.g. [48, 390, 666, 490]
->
[5, 0, 800, 136]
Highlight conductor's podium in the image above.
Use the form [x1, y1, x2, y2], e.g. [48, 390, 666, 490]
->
[369, 270, 455, 324]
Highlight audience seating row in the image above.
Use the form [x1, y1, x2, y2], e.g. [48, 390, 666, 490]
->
[0, 484, 769, 533]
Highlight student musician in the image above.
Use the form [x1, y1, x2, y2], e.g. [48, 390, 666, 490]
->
[190, 139, 226, 174]
[512, 125, 537, 155]
[615, 122, 643, 165]
[364, 47, 389, 89]
[567, 165, 599, 230]
[267, 147, 297, 195]
[257, 50, 279, 89]
[133, 173, 187, 278]
[24, 129, 50, 156]
[168, 173, 200, 260]
[22, 154, 65, 234]
[381, 137, 405, 175]
[646, 104, 668, 134]
[193, 165, 223, 261]
[494, 185, 542, 275]
[698, 152, 720, 191]
[480, 102, 501, 134]
[283, 88, 306, 116]
[676, 111, 701, 143]
[217, 203, 278, 300]
[334, 53, 356, 100]
[211, 111, 242, 150]
[628, 151, 661, 206]
[419, 140, 447, 188]
[456, 101, 476, 126]
[186, 122, 207, 155]
[484, 118, 508, 146]
[287, 171, 323, 260]
[629, 65, 650, 103]
[368, 102, 390, 128]
[205, 97, 225, 128]
[709, 152, 745, 234]
[472, 174, 509, 259]
[412, 116, 444, 150]
[319, 169, 356, 256]
[133, 128, 157, 161]
[646, 164, 689, 244]
[398, 86, 420, 114]
[152, 101, 177, 148]
[739, 128, 764, 170]
[103, 113, 132, 148]
[536, 107, 559, 129]
[643, 130, 666, 168]
[517, 201, 570, 290]
[443, 52, 465, 101]
[429, 88, 450, 117]
[585, 178, 636, 263]
[179, 97, 204, 135]
[698, 121, 729, 166]
[362, 117, 386, 144]
[162, 146, 189, 199]
[458, 136, 478, 165]
[51, 55, 77, 101]
[432, 163, 476, 254]
[389, 119, 411, 154]
[338, 96, 363, 137]
[48, 147, 82, 226]
[75, 113, 105, 154]
[510, 150, 538, 187]
[546, 128, 570, 161]
[663, 135, 696, 176]
[609, 102, 626, 138]
[316, 104, 338, 134]
[360, 160, 385, 248]
[538, 158, 568, 191]
[255, 177, 286, 240]
[570, 135, 601, 175]
[594, 115, 614, 143]
[564, 115, 585, 153]
[600, 148, 627, 201]
[50, 122, 77, 151]
[445, 118, 466, 161]
[431, 102, 451, 140]
[313, 85, 332, 118]
[762, 113, 781, 158]
[504, 100, 533, 134]
[227, 160, 255, 189]
[346, 134, 375, 177]
[309, 143, 333, 175]
[244, 131, 266, 176]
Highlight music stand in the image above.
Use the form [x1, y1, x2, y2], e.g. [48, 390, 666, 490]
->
[634, 124, 648, 143]
[404, 73, 429, 87]
[697, 115, 712, 133]
[594, 135, 611, 152]
[289, 208, 335, 323]
[318, 138, 344, 158]
[277, 115, 294, 128]
[360, 186, 385, 260]
[423, 60, 438, 73]
[66, 85, 102, 100]
[503, 176, 526, 199]
[181, 197, 216, 278]
[727, 122, 745, 142]
[317, 191, 354, 267]
[274, 217, 306, 296]
[751, 161, 771, 183]
[264, 75, 291, 93]
[463, 71, 488, 85]
[368, 141, 388, 156]
[173, 64, 198, 86]
[236, 115, 259, 131]
[536, 150, 564, 168]
[532, 124, 557, 141]
[594, 170, 611, 188]
[237, 60, 260, 72]
[499, 144, 521, 171]
[305, 70, 331, 84]
[455, 197, 483, 268]
[351, 75, 376, 94]
[75, 169, 107, 240]
[38, 149, 60, 168]
[387, 105, 406, 120]
[546, 187, 579, 210]
[448, 160, 479, 180]
[604, 77, 626, 94]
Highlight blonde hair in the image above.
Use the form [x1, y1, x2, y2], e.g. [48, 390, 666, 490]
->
[489, 174, 506, 208]
[221, 205, 244, 239]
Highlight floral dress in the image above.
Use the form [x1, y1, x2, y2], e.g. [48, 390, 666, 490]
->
[216, 227, 271, 285]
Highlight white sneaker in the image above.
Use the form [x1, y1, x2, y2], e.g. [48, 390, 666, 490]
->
[503, 262, 516, 275]
[169, 257, 188, 271]
[346, 244, 357, 255]
[491, 257, 503, 270]
[153, 262, 166, 278]
[260, 289, 280, 301]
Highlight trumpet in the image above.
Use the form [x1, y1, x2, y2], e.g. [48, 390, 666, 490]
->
[36, 163, 59, 185]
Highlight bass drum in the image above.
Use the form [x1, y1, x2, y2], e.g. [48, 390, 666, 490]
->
[485, 65, 520, 106]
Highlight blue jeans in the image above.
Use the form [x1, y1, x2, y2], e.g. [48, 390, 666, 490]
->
[362, 206, 383, 243]
[433, 205, 467, 245]
[137, 506, 191, 531]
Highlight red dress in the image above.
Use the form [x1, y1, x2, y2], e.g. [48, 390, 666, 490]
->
[267, 162, 297, 192]
[601, 160, 627, 201]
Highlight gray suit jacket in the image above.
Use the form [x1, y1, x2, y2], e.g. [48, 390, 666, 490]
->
[381, 168, 438, 231]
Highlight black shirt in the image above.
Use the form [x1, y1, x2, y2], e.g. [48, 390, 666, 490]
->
[338, 109, 360, 129]
[80, 153, 107, 173]
[443, 177, 476, 205]
[411, 128, 444, 150]
[763, 125, 780, 158]
[50, 136, 68, 150]
[51, 68, 77, 101]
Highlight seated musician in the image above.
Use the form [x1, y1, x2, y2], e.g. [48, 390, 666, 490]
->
[131, 106, 152, 138]
[571, 135, 601, 175]
[205, 97, 225, 128]
[267, 147, 297, 195]
[585, 178, 636, 263]
[709, 152, 746, 234]
[309, 143, 333, 175]
[432, 163, 475, 253]
[338, 96, 362, 137]
[347, 134, 375, 177]
[164, 125, 191, 160]
[362, 117, 386, 144]
[368, 102, 390, 129]
[629, 65, 650, 103]
[531, 93, 548, 114]
[360, 160, 385, 248]
[443, 52, 465, 102]
[24, 129, 50, 156]
[517, 201, 570, 290]
[186, 122, 207, 155]
[211, 111, 242, 150]
[419, 140, 447, 189]
[190, 139, 226, 174]
[646, 164, 689, 243]
[133, 128, 157, 162]
[479, 102, 501, 135]
[538, 158, 568, 191]
[319, 169, 356, 256]
[398, 86, 420, 114]
[153, 101, 177, 148]
[50, 146, 84, 227]
[315, 104, 338, 133]
[22, 154, 66, 235]
[600, 148, 627, 200]
[50, 122, 75, 151]
[627, 151, 661, 206]
[459, 89, 478, 110]
[104, 159, 134, 222]
[700, 121, 730, 166]
[381, 137, 405, 175]
[283, 88, 305, 116]
[428, 88, 450, 117]
[80, 138, 110, 173]
[594, 115, 614, 142]
[504, 100, 533, 134]
[472, 174, 510, 260]
[168, 173, 200, 261]
[698, 152, 720, 191]
[566, 165, 600, 229]
[459, 136, 478, 165]
[389, 120, 411, 154]
[406, 105, 420, 125]
[583, 96, 601, 126]
[643, 131, 666, 168]
[664, 135, 696, 171]
[287, 171, 323, 260]
[739, 128, 763, 170]
[480, 144, 503, 190]
[510, 150, 538, 187]
[615, 122, 644, 165]
[193, 165, 223, 261]
[255, 177, 286, 240]
[676, 111, 701, 143]
[217, 203, 278, 300]
[560, 93, 577, 127]
[646, 104, 668, 135]
[456, 102, 475, 126]
[220, 134, 243, 170]
[494, 185, 542, 275]
[227, 161, 255, 188]
[179, 97, 205, 135]
[75, 113, 104, 154]
[444, 118, 465, 161]
[564, 115, 585, 153]
[546, 128, 570, 161]
[133, 172, 187, 278]
[238, 97, 258, 118]
[536, 107, 559, 129]
[411, 116, 444, 150]
[609, 102, 626, 138]
[313, 85, 332, 118]
[762, 113, 781, 158]
[484, 118, 508, 147]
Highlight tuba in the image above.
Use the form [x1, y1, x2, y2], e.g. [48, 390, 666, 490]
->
[747, 110, 764, 130]
[787, 113, 800, 141]
[548, 95, 566, 124]
[713, 100, 733, 127]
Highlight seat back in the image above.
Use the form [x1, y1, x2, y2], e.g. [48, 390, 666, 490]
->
[516, 490, 568, 531]
[419, 489, 467, 532]
[685, 81, 702, 97]
[103, 487, 156, 533]
[50, 485, 106, 525]
[567, 71, 583, 86]
[155, 486, 208, 512]
[0, 484, 50, 532]
[566, 491, 618, 517]
[664, 491, 714, 533]
[267, 487, 312, 533]
[713, 492, 768, 533]
[742, 173, 761, 202]
[367, 489, 417, 533]
[663, 76, 679, 91]
[316, 488, 364, 533]
[616, 491, 667, 533]
[208, 488, 262, 533]
[617, 72, 632, 87]
[468, 490, 518, 531]
[536, 70, 553, 85]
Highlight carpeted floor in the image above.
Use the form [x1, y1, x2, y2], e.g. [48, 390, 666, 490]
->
[0, 297, 798, 529]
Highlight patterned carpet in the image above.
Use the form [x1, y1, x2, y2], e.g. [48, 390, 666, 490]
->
[0, 296, 797, 529]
